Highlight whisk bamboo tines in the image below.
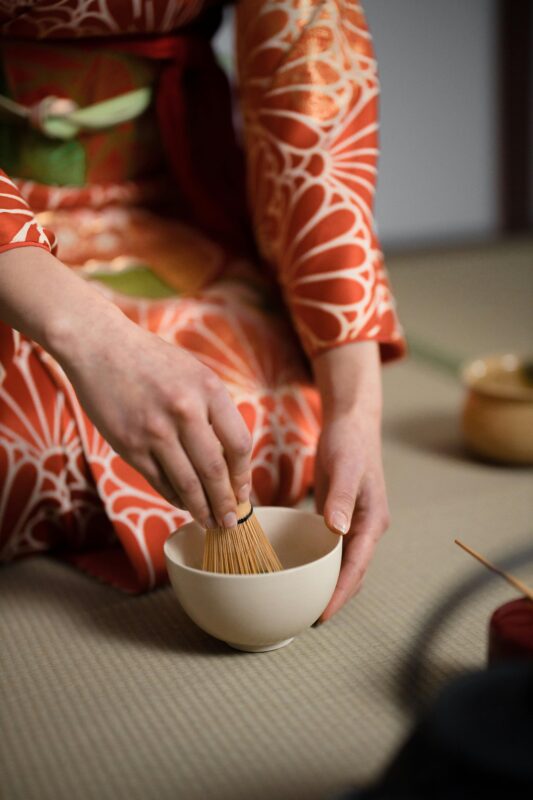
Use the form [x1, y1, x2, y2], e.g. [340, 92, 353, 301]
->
[202, 501, 283, 575]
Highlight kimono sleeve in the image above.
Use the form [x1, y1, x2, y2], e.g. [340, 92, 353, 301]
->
[235, 0, 405, 362]
[0, 170, 57, 256]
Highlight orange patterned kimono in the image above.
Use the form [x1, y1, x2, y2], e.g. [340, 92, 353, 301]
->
[0, 0, 405, 591]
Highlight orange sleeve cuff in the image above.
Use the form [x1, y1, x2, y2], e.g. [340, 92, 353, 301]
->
[0, 169, 57, 255]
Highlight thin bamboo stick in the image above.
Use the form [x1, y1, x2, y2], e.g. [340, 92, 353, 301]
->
[454, 539, 533, 601]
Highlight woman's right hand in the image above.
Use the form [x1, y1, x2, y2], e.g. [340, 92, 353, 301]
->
[59, 308, 253, 528]
[0, 246, 252, 529]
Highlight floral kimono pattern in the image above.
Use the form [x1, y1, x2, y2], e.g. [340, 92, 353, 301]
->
[0, 0, 404, 591]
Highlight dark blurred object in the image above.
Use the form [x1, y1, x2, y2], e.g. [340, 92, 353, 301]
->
[499, 0, 532, 232]
[394, 543, 533, 717]
[489, 598, 533, 664]
[340, 664, 533, 799]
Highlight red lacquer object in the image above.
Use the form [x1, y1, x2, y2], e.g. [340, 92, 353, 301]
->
[488, 598, 533, 664]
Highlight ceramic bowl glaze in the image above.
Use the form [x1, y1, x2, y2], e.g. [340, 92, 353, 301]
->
[461, 353, 533, 464]
[164, 507, 342, 652]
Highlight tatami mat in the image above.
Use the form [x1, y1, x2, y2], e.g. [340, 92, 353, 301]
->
[389, 235, 533, 360]
[1, 239, 532, 800]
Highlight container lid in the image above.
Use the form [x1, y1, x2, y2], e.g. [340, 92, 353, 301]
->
[461, 353, 533, 401]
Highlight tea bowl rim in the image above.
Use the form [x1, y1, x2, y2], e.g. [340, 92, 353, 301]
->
[164, 505, 342, 580]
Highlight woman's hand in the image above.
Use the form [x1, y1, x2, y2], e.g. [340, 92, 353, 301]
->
[61, 314, 253, 528]
[0, 247, 252, 527]
[312, 341, 390, 622]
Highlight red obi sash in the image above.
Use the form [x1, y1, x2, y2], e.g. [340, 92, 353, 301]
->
[81, 30, 254, 259]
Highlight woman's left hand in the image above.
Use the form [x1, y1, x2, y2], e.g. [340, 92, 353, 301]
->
[312, 341, 390, 623]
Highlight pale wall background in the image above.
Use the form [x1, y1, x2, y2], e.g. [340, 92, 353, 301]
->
[214, 0, 500, 248]
[365, 0, 498, 247]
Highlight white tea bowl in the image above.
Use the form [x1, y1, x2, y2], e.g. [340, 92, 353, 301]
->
[164, 506, 342, 652]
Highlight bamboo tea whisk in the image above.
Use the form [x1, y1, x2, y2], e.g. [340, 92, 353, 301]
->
[202, 501, 283, 575]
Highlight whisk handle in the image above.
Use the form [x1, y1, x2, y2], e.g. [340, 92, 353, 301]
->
[236, 501, 253, 524]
